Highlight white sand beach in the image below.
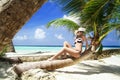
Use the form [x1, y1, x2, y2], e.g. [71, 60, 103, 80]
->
[54, 55, 120, 80]
[0, 53, 120, 80]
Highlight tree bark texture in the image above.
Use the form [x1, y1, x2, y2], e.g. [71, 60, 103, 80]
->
[10, 48, 120, 76]
[13, 48, 94, 75]
[0, 0, 47, 53]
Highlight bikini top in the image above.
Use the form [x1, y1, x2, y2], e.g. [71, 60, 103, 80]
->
[74, 38, 83, 44]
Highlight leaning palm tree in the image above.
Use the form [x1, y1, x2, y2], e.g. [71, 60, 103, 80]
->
[0, 0, 47, 55]
[13, 0, 120, 75]
[0, 0, 47, 63]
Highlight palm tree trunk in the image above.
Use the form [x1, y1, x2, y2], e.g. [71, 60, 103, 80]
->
[13, 45, 120, 76]
[0, 57, 22, 63]
[13, 47, 94, 76]
[0, 0, 47, 53]
[6, 40, 15, 52]
[13, 33, 102, 76]
[13, 36, 101, 76]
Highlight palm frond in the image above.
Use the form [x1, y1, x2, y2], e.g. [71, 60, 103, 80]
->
[48, 0, 120, 40]
[99, 23, 120, 42]
[93, 22, 97, 37]
[50, 0, 87, 14]
[62, 0, 86, 14]
[110, 1, 120, 38]
[80, 0, 110, 25]
[46, 18, 80, 31]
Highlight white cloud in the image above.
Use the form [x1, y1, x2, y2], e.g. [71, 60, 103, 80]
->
[63, 15, 80, 25]
[34, 28, 46, 39]
[55, 34, 64, 40]
[14, 35, 28, 40]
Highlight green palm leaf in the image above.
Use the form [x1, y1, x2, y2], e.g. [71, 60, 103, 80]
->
[99, 23, 120, 42]
[48, 0, 120, 40]
[81, 0, 111, 25]
[47, 18, 80, 31]
[51, 0, 87, 14]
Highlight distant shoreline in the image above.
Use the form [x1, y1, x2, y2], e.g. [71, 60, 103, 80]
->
[14, 45, 120, 47]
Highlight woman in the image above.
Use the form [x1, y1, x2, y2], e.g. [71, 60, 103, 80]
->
[49, 27, 88, 60]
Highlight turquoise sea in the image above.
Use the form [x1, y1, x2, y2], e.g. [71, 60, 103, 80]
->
[14, 45, 120, 54]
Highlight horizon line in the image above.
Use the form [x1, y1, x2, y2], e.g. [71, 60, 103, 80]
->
[14, 45, 120, 47]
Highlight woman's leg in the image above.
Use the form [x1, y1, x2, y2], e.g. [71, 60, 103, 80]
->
[49, 47, 81, 60]
[62, 41, 72, 57]
[63, 41, 72, 48]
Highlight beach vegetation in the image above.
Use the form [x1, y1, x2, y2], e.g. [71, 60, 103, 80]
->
[47, 0, 120, 52]
[0, 45, 8, 57]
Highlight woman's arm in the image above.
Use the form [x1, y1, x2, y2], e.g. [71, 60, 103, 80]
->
[83, 36, 88, 50]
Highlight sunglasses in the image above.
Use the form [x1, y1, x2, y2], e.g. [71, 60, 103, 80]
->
[77, 31, 84, 33]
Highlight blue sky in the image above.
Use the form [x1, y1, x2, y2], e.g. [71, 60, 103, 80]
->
[13, 1, 120, 46]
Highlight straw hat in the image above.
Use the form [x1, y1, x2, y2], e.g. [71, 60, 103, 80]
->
[74, 27, 86, 35]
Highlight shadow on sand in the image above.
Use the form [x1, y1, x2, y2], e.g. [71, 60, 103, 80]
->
[0, 62, 12, 79]
[55, 61, 120, 76]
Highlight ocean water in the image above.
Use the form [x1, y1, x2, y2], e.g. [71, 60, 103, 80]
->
[14, 45, 120, 54]
[14, 46, 62, 54]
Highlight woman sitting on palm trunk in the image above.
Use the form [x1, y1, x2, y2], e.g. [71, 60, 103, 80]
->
[49, 27, 88, 60]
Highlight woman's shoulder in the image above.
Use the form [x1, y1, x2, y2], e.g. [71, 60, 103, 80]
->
[81, 35, 86, 41]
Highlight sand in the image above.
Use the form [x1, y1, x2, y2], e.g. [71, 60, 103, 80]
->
[1, 53, 120, 80]
[54, 55, 120, 80]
